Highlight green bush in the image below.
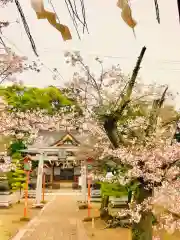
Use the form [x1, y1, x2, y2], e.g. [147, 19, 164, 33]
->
[11, 161, 26, 193]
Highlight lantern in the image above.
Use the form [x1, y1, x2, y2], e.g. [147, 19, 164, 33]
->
[87, 157, 93, 170]
[24, 156, 32, 171]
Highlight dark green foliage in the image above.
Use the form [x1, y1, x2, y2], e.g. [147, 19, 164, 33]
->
[8, 140, 26, 156]
[152, 214, 158, 225]
[100, 182, 128, 197]
[31, 161, 38, 170]
[100, 179, 139, 201]
[7, 142, 26, 192]
[99, 160, 140, 202]
[11, 168, 26, 191]
[0, 85, 73, 113]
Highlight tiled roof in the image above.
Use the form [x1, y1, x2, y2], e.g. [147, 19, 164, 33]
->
[29, 129, 89, 148]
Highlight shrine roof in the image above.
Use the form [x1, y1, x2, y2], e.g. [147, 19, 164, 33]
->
[29, 129, 89, 148]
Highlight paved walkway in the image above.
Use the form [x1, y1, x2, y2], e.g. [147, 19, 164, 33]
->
[15, 195, 89, 240]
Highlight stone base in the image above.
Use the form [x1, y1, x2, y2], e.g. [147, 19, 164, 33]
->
[23, 190, 36, 199]
[90, 197, 101, 202]
[83, 216, 93, 222]
[32, 203, 44, 209]
[52, 183, 60, 189]
[77, 201, 88, 210]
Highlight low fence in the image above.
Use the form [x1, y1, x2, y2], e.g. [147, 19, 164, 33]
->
[0, 191, 24, 207]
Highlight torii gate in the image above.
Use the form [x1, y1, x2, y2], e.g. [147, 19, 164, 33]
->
[20, 147, 67, 207]
[20, 146, 87, 205]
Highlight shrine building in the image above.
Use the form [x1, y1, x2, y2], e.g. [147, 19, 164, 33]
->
[23, 129, 89, 188]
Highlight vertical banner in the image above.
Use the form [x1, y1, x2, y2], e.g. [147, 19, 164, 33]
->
[81, 160, 87, 202]
[35, 152, 44, 205]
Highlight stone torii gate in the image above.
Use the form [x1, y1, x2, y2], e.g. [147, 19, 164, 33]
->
[20, 147, 68, 206]
[20, 146, 87, 206]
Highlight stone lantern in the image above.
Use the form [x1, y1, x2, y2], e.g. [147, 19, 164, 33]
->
[0, 172, 10, 193]
[0, 155, 11, 207]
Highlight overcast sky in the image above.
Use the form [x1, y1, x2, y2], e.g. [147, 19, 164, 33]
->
[1, 0, 180, 105]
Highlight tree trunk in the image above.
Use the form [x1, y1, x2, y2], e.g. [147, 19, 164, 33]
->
[104, 117, 120, 148]
[100, 195, 110, 219]
[132, 211, 152, 240]
[103, 195, 109, 208]
[18, 188, 21, 203]
[132, 185, 153, 240]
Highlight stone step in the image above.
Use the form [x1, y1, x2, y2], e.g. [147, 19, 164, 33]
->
[90, 197, 101, 202]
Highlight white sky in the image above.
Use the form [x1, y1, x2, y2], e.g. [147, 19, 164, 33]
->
[1, 0, 180, 105]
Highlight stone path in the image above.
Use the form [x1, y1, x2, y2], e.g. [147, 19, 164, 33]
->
[16, 195, 89, 240]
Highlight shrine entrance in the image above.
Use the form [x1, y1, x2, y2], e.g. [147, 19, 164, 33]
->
[60, 168, 74, 181]
[53, 167, 74, 181]
[21, 130, 85, 190]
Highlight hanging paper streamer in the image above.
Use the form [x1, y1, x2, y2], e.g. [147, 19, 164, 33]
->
[31, 0, 72, 41]
[117, 0, 137, 28]
[154, 0, 160, 23]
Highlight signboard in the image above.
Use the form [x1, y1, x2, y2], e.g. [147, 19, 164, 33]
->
[54, 167, 60, 176]
[87, 158, 93, 171]
[74, 166, 81, 176]
[44, 167, 51, 175]
[58, 150, 67, 159]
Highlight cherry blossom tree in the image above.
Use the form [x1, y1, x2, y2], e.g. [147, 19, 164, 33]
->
[0, 106, 79, 182]
[0, 154, 14, 173]
[0, 0, 40, 84]
[64, 50, 180, 240]
[0, 0, 12, 5]
[0, 1, 25, 83]
[0, 106, 77, 142]
[0, 51, 27, 84]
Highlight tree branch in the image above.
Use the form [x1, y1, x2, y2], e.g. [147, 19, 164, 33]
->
[145, 86, 168, 136]
[114, 46, 146, 118]
[76, 58, 103, 104]
[103, 47, 146, 148]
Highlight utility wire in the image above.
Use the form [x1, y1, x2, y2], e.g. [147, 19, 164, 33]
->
[1, 34, 65, 82]
[3, 27, 180, 76]
[36, 48, 180, 65]
[5, 20, 65, 82]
